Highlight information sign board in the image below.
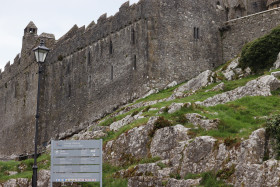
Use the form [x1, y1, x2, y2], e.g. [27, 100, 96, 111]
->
[50, 140, 102, 187]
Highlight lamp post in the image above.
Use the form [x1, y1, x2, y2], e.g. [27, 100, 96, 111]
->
[32, 40, 49, 187]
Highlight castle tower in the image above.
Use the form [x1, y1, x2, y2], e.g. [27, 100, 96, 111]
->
[21, 21, 39, 56]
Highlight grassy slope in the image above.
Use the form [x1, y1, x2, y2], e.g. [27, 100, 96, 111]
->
[1, 69, 280, 186]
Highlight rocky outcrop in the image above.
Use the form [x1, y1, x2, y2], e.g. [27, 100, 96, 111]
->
[271, 52, 280, 70]
[0, 170, 50, 187]
[150, 125, 190, 159]
[104, 117, 159, 166]
[110, 114, 135, 131]
[221, 58, 251, 81]
[127, 176, 200, 187]
[167, 103, 184, 114]
[185, 113, 219, 130]
[206, 82, 225, 92]
[196, 75, 280, 107]
[176, 70, 213, 93]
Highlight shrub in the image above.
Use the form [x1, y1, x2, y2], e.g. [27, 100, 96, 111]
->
[265, 114, 280, 159]
[239, 25, 280, 73]
[143, 106, 151, 113]
[149, 117, 173, 137]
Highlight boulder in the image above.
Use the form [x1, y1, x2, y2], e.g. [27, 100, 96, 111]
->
[104, 117, 159, 166]
[176, 70, 213, 93]
[150, 125, 190, 159]
[168, 103, 184, 114]
[206, 82, 225, 92]
[271, 52, 280, 70]
[271, 71, 280, 78]
[110, 114, 135, 131]
[185, 113, 219, 130]
[165, 81, 177, 89]
[180, 136, 218, 176]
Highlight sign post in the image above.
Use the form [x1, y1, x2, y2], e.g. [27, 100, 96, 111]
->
[50, 140, 102, 187]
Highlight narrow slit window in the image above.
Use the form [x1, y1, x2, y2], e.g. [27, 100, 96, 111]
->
[87, 51, 91, 65]
[196, 28, 199, 39]
[133, 55, 137, 70]
[111, 65, 113, 80]
[109, 41, 113, 54]
[194, 27, 196, 39]
[68, 84, 71, 98]
[132, 28, 135, 45]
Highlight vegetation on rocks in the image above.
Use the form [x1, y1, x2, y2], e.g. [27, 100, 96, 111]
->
[265, 114, 280, 159]
[239, 25, 280, 73]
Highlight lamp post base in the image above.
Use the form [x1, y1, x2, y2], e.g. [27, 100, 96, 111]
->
[32, 165, 38, 187]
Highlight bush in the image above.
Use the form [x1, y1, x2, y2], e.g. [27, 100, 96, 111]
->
[239, 25, 280, 73]
[149, 117, 173, 137]
[266, 114, 280, 159]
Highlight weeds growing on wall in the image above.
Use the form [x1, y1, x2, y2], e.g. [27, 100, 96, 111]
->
[265, 114, 280, 159]
[239, 25, 280, 73]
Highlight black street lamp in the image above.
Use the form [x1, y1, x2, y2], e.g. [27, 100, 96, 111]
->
[32, 40, 49, 187]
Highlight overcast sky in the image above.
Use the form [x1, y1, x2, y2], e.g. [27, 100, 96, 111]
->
[0, 0, 139, 72]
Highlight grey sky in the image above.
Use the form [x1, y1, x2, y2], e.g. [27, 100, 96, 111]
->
[0, 0, 139, 72]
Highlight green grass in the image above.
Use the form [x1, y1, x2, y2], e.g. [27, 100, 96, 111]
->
[197, 96, 280, 139]
[0, 154, 50, 183]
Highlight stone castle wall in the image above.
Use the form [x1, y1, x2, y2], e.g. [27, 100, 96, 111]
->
[0, 0, 275, 158]
[222, 7, 280, 62]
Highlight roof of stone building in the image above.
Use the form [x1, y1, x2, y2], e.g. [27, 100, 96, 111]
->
[267, 0, 280, 6]
[39, 32, 55, 39]
[26, 21, 37, 29]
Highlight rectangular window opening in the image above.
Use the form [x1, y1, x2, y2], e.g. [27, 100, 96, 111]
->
[111, 65, 114, 80]
[87, 51, 91, 65]
[133, 55, 137, 70]
[109, 41, 113, 54]
[132, 29, 136, 45]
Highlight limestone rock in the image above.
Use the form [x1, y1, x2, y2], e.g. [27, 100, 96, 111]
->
[1, 178, 30, 187]
[127, 176, 201, 187]
[142, 89, 159, 99]
[168, 103, 184, 114]
[257, 75, 280, 91]
[180, 136, 218, 176]
[206, 82, 225, 92]
[7, 171, 18, 176]
[176, 70, 213, 93]
[196, 75, 278, 107]
[165, 81, 177, 89]
[110, 114, 135, 131]
[222, 58, 239, 81]
[233, 160, 280, 187]
[150, 125, 190, 159]
[271, 52, 280, 70]
[167, 178, 201, 187]
[271, 71, 280, 78]
[104, 117, 159, 166]
[185, 113, 219, 130]
[38, 170, 50, 187]
[237, 128, 266, 164]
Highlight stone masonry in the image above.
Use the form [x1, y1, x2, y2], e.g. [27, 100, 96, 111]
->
[0, 0, 278, 158]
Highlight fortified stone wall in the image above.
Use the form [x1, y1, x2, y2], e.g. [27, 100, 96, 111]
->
[0, 0, 264, 158]
[222, 7, 280, 62]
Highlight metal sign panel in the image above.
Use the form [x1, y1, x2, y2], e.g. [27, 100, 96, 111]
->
[50, 140, 102, 187]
